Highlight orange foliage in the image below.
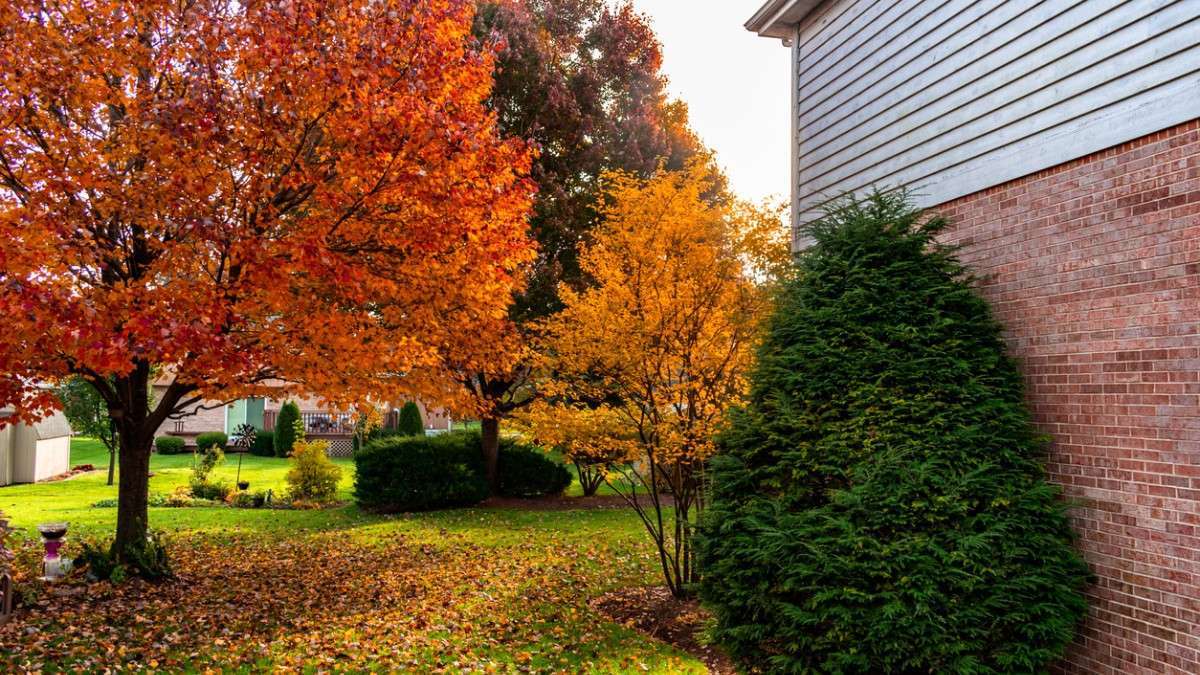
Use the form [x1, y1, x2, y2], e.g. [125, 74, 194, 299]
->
[0, 0, 534, 421]
[526, 162, 787, 595]
[532, 163, 787, 466]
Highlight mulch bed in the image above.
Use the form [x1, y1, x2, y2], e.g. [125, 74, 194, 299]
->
[38, 465, 98, 483]
[592, 585, 736, 674]
[480, 494, 675, 511]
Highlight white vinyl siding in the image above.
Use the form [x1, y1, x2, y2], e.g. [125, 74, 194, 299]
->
[792, 0, 1200, 226]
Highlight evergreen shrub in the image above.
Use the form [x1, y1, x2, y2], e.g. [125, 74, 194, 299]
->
[698, 191, 1090, 674]
[193, 431, 227, 452]
[273, 402, 301, 457]
[154, 436, 186, 455]
[354, 431, 489, 512]
[497, 440, 571, 497]
[398, 401, 425, 436]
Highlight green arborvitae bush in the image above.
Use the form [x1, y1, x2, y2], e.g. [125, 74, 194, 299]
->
[154, 436, 186, 455]
[398, 401, 425, 436]
[697, 191, 1090, 674]
[251, 430, 275, 457]
[193, 431, 228, 452]
[354, 431, 489, 512]
[273, 402, 301, 457]
[497, 440, 572, 497]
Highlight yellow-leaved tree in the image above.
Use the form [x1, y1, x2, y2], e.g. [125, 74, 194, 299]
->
[519, 163, 788, 597]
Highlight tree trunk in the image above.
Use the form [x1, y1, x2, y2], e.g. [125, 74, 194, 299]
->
[106, 444, 116, 486]
[481, 416, 500, 493]
[113, 428, 152, 555]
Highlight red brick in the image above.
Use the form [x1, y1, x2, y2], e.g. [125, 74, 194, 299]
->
[935, 118, 1200, 675]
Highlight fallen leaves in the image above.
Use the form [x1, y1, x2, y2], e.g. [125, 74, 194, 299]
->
[0, 524, 706, 673]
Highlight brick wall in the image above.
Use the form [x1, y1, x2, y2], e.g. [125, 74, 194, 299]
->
[935, 120, 1200, 674]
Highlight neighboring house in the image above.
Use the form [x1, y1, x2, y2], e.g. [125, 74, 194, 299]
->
[0, 409, 72, 486]
[151, 376, 454, 457]
[747, 2, 1198, 674]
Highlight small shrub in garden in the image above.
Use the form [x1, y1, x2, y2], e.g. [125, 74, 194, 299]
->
[191, 444, 224, 482]
[193, 431, 228, 452]
[76, 531, 172, 582]
[497, 440, 572, 497]
[273, 401, 301, 457]
[397, 401, 424, 436]
[285, 439, 341, 503]
[154, 436, 186, 455]
[231, 490, 268, 508]
[188, 480, 231, 502]
[697, 192, 1090, 673]
[354, 431, 488, 512]
[251, 430, 275, 456]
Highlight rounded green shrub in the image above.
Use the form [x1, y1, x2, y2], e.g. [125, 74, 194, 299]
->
[398, 401, 425, 436]
[251, 430, 275, 457]
[154, 436, 186, 455]
[497, 440, 571, 497]
[273, 401, 301, 457]
[354, 431, 488, 512]
[698, 192, 1090, 674]
[194, 431, 228, 452]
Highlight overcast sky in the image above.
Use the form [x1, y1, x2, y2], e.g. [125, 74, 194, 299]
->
[630, 0, 791, 205]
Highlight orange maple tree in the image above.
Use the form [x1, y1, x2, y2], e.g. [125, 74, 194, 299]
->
[521, 163, 788, 596]
[0, 0, 533, 555]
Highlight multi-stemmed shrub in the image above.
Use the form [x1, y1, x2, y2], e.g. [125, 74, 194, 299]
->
[153, 436, 186, 455]
[188, 443, 229, 501]
[285, 439, 342, 504]
[698, 192, 1090, 674]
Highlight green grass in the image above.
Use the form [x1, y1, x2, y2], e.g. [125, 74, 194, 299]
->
[0, 438, 699, 673]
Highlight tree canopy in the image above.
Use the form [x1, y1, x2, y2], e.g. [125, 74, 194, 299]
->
[0, 0, 534, 553]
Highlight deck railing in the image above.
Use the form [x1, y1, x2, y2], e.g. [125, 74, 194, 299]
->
[263, 410, 358, 435]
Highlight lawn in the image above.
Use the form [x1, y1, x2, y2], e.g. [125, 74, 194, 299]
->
[0, 439, 702, 673]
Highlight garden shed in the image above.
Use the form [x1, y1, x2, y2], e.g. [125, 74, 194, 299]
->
[0, 409, 72, 486]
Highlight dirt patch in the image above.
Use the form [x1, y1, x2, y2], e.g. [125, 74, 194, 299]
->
[479, 493, 675, 511]
[592, 585, 736, 674]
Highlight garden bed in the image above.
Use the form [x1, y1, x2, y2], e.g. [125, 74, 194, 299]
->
[592, 585, 734, 674]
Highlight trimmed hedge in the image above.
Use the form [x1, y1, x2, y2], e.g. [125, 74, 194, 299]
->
[352, 427, 407, 453]
[354, 432, 489, 512]
[497, 440, 571, 497]
[154, 436, 186, 455]
[194, 431, 228, 452]
[251, 430, 275, 456]
[697, 192, 1090, 673]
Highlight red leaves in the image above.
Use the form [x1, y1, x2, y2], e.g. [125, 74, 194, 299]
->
[0, 0, 535, 415]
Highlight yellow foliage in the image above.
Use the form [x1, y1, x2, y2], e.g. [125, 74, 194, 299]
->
[286, 440, 342, 504]
[536, 162, 788, 466]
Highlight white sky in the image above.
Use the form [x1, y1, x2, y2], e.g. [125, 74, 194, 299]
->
[630, 0, 791, 205]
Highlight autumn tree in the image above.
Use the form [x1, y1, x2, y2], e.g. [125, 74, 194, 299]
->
[465, 0, 709, 488]
[523, 164, 788, 596]
[56, 376, 131, 486]
[0, 0, 533, 560]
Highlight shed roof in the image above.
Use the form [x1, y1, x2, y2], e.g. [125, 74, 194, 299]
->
[0, 408, 73, 439]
